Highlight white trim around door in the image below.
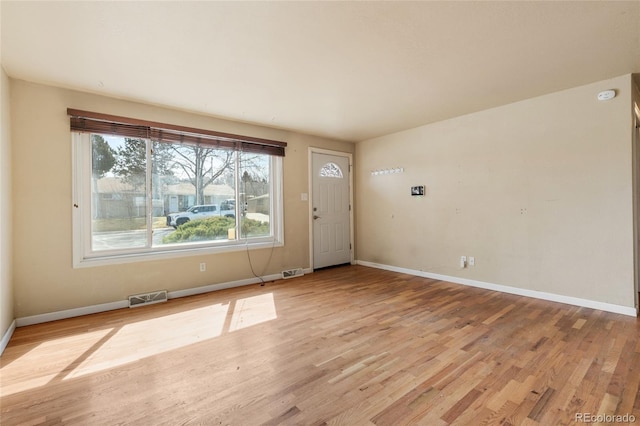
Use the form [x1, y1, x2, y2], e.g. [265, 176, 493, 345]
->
[308, 148, 354, 270]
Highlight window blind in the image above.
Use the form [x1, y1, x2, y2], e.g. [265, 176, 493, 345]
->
[68, 108, 287, 156]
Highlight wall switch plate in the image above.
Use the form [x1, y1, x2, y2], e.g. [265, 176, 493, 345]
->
[469, 257, 475, 266]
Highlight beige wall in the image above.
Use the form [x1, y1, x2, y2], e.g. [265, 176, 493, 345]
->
[10, 79, 354, 318]
[1, 67, 14, 336]
[356, 74, 636, 309]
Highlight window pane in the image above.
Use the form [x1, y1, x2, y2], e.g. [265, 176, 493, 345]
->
[91, 135, 147, 251]
[75, 129, 283, 265]
[158, 143, 237, 246]
[319, 162, 343, 178]
[239, 152, 271, 239]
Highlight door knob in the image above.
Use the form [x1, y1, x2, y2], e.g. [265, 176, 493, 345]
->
[313, 215, 320, 220]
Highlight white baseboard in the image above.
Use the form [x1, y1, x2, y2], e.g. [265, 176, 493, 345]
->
[0, 320, 16, 355]
[15, 272, 294, 328]
[168, 268, 315, 299]
[16, 300, 128, 327]
[168, 273, 282, 299]
[357, 260, 638, 317]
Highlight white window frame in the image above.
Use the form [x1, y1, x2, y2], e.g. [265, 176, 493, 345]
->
[72, 132, 284, 268]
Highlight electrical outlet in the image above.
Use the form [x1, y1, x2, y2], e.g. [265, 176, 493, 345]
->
[460, 256, 467, 268]
[199, 262, 206, 272]
[469, 257, 475, 266]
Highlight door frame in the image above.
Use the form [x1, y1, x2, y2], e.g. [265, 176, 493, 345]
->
[633, 102, 640, 315]
[308, 147, 354, 270]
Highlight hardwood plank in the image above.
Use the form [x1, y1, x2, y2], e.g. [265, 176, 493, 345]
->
[1, 265, 638, 425]
[440, 388, 483, 423]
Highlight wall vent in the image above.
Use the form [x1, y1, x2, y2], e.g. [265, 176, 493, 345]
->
[282, 268, 304, 279]
[128, 290, 168, 308]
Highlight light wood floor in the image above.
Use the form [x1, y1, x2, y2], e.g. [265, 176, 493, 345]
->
[1, 265, 639, 425]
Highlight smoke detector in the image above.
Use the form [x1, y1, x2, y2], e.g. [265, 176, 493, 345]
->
[597, 90, 616, 101]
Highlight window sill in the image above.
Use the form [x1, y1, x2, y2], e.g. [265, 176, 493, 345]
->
[73, 239, 283, 268]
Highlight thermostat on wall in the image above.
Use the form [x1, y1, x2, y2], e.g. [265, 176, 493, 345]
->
[597, 90, 616, 101]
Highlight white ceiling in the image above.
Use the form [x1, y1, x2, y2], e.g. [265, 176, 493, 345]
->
[1, 1, 639, 142]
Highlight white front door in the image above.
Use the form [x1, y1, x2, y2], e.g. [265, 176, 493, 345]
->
[312, 152, 351, 269]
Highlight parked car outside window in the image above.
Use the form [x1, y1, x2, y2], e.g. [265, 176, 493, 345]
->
[166, 204, 235, 228]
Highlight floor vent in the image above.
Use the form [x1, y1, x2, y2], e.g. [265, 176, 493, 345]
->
[128, 290, 168, 308]
[282, 268, 304, 279]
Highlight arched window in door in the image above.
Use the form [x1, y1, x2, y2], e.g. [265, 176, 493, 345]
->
[319, 162, 344, 178]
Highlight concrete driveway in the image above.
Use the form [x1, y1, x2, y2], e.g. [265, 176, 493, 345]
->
[92, 228, 176, 251]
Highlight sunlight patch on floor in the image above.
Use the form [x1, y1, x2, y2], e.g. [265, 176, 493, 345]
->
[1, 293, 280, 395]
[66, 303, 230, 379]
[229, 293, 278, 332]
[0, 329, 114, 397]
